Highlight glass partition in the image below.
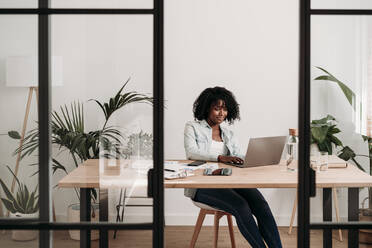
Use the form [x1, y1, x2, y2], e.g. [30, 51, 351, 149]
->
[310, 14, 372, 246]
[50, 14, 154, 246]
[0, 15, 39, 247]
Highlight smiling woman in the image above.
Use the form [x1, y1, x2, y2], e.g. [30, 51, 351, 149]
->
[183, 86, 283, 248]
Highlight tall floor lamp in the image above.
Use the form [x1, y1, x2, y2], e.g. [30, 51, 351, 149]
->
[5, 56, 63, 205]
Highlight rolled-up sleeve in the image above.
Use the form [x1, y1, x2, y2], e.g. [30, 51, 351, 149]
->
[184, 122, 218, 161]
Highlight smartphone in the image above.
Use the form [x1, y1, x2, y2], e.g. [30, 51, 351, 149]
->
[187, 160, 206, 166]
[203, 168, 232, 176]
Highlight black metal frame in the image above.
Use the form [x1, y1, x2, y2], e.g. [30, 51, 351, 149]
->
[299, 2, 372, 248]
[0, 1, 164, 248]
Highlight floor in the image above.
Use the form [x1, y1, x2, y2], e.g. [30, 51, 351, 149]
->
[0, 227, 371, 247]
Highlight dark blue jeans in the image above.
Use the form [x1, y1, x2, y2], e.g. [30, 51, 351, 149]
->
[194, 188, 282, 248]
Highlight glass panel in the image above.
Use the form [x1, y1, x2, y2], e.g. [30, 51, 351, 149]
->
[51, 14, 154, 237]
[312, 0, 372, 9]
[0, 1, 37, 8]
[0, 230, 39, 247]
[311, 15, 372, 245]
[164, 1, 298, 247]
[50, 0, 152, 9]
[0, 15, 39, 221]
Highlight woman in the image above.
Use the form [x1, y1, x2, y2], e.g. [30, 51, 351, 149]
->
[184, 86, 282, 248]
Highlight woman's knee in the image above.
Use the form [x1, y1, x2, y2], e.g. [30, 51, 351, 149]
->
[233, 200, 254, 218]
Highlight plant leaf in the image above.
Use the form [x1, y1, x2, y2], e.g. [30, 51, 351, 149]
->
[314, 66, 356, 111]
[6, 165, 21, 189]
[329, 135, 343, 147]
[1, 198, 16, 213]
[338, 146, 356, 161]
[311, 126, 329, 143]
[8, 131, 21, 139]
[0, 179, 16, 203]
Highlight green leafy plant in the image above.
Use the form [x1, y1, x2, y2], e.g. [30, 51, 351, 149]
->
[8, 78, 153, 201]
[122, 131, 153, 159]
[314, 66, 356, 111]
[0, 166, 38, 214]
[311, 114, 365, 171]
[314, 66, 372, 212]
[311, 114, 342, 155]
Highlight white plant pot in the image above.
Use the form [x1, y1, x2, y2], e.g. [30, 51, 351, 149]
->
[310, 144, 320, 156]
[10, 212, 38, 241]
[67, 203, 99, 241]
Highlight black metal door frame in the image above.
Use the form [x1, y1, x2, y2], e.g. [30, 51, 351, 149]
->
[298, 1, 372, 247]
[0, 1, 164, 248]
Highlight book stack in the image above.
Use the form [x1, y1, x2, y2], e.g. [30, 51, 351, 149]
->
[328, 155, 348, 168]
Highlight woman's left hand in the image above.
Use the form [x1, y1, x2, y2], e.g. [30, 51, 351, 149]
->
[218, 155, 244, 165]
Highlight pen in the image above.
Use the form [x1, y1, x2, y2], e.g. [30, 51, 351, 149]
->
[165, 169, 176, 172]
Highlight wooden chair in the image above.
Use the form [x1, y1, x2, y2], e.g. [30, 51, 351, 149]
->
[288, 188, 343, 241]
[190, 201, 236, 248]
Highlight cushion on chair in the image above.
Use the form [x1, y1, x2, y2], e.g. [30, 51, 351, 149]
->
[192, 200, 220, 211]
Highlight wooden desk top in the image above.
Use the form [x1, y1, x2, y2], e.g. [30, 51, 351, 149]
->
[58, 159, 372, 189]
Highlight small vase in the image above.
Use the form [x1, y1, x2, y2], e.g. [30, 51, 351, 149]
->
[10, 212, 38, 241]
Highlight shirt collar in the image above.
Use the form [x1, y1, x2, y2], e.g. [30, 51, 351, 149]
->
[200, 119, 211, 129]
[200, 119, 227, 134]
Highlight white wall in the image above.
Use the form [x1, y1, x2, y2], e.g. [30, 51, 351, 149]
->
[2, 0, 368, 227]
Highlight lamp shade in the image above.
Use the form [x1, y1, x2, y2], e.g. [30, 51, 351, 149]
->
[6, 56, 63, 87]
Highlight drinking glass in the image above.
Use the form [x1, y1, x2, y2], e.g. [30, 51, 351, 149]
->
[319, 151, 329, 171]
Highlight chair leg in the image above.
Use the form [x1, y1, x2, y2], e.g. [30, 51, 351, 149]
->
[227, 214, 236, 248]
[189, 209, 207, 248]
[288, 192, 298, 234]
[332, 188, 343, 242]
[214, 212, 221, 248]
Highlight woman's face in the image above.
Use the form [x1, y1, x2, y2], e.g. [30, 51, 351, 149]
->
[207, 100, 228, 125]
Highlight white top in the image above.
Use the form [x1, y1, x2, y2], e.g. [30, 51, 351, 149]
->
[209, 140, 228, 157]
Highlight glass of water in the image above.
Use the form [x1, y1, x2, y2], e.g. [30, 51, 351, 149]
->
[319, 151, 329, 171]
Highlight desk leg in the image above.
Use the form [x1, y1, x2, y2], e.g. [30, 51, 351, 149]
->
[80, 188, 91, 248]
[348, 187, 359, 248]
[323, 188, 332, 248]
[99, 188, 109, 248]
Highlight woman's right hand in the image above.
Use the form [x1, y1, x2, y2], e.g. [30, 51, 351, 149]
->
[218, 155, 244, 165]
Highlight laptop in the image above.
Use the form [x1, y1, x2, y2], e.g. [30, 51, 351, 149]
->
[231, 136, 287, 168]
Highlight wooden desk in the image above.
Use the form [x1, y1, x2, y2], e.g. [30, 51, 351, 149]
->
[59, 159, 372, 248]
[59, 159, 372, 189]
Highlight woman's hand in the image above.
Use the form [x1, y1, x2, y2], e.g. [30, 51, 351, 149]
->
[218, 155, 244, 165]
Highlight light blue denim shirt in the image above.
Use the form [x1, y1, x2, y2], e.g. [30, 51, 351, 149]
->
[184, 120, 244, 199]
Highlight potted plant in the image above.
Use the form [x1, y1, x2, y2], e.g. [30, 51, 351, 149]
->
[310, 114, 343, 155]
[0, 166, 38, 241]
[122, 130, 153, 159]
[314, 67, 372, 243]
[310, 114, 365, 170]
[7, 78, 153, 240]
